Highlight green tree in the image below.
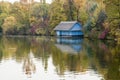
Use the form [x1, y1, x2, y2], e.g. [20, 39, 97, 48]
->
[0, 2, 12, 33]
[49, 0, 67, 35]
[2, 16, 17, 34]
[31, 2, 50, 35]
[105, 0, 120, 41]
[11, 2, 32, 34]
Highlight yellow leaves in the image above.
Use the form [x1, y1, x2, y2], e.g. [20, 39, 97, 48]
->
[29, 17, 37, 27]
[102, 22, 109, 29]
[74, 0, 86, 8]
[30, 17, 36, 22]
[117, 38, 120, 44]
[35, 28, 45, 35]
[0, 13, 8, 19]
[2, 16, 17, 34]
[115, 29, 120, 41]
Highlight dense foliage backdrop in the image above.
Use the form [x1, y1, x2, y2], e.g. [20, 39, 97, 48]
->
[0, 0, 120, 43]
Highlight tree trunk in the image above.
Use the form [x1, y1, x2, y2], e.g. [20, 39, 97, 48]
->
[68, 0, 74, 21]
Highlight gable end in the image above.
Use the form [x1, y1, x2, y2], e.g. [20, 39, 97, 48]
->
[70, 23, 82, 31]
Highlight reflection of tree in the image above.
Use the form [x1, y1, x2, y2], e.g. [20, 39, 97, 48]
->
[0, 36, 31, 61]
[15, 37, 31, 62]
[85, 39, 120, 80]
[23, 51, 36, 77]
[0, 36, 120, 80]
[0, 36, 3, 61]
[104, 45, 120, 80]
[52, 44, 89, 75]
[31, 37, 51, 70]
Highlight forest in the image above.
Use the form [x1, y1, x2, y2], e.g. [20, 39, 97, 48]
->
[0, 0, 120, 43]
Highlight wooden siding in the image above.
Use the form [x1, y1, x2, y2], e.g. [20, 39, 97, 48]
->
[69, 31, 83, 36]
[54, 21, 83, 36]
[56, 31, 83, 36]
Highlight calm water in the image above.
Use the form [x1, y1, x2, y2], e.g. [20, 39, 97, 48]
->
[0, 36, 120, 80]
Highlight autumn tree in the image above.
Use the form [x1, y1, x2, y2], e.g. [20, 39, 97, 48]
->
[2, 16, 17, 34]
[74, 0, 87, 22]
[49, 0, 67, 34]
[105, 0, 120, 41]
[0, 2, 12, 33]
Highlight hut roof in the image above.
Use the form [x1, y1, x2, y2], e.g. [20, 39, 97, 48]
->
[54, 21, 78, 31]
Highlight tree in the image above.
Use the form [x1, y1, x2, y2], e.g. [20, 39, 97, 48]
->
[31, 2, 50, 35]
[49, 0, 67, 34]
[2, 16, 17, 34]
[11, 2, 31, 34]
[105, 0, 120, 41]
[63, 0, 77, 21]
[0, 2, 12, 33]
[74, 0, 86, 21]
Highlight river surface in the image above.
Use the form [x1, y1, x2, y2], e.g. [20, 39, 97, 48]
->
[0, 36, 119, 80]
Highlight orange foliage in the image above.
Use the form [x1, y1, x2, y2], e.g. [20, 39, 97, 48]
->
[74, 0, 86, 9]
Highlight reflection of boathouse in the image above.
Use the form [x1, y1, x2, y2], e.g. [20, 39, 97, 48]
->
[55, 37, 83, 54]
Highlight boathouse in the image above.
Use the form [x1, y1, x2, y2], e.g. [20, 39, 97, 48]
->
[54, 21, 83, 36]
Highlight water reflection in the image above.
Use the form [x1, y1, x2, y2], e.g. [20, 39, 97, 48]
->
[55, 37, 83, 53]
[0, 36, 119, 80]
[23, 51, 36, 77]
